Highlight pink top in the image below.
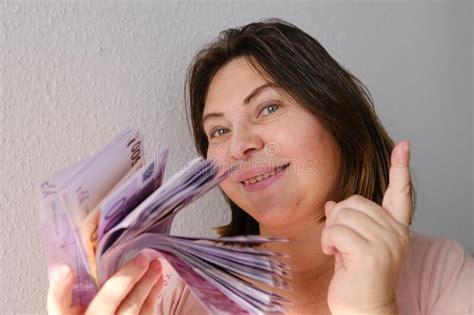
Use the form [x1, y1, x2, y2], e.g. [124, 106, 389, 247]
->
[395, 230, 473, 315]
[156, 230, 474, 314]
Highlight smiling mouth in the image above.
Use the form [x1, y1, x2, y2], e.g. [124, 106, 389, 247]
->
[240, 163, 290, 186]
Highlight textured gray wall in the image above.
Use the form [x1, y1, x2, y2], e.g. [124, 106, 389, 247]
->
[1, 1, 472, 314]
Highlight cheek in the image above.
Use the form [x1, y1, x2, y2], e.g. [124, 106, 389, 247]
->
[207, 145, 229, 167]
[284, 119, 340, 197]
[218, 179, 243, 209]
[300, 142, 340, 202]
[206, 145, 218, 159]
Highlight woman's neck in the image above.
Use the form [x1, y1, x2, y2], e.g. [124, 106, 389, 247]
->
[259, 219, 334, 312]
[260, 218, 333, 275]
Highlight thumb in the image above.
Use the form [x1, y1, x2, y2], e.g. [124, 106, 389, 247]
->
[382, 141, 412, 225]
[47, 265, 74, 315]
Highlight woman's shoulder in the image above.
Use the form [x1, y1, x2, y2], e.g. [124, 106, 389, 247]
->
[409, 229, 468, 253]
[406, 229, 469, 267]
[396, 229, 473, 315]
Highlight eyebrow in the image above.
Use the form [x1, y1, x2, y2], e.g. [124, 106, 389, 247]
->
[202, 82, 276, 126]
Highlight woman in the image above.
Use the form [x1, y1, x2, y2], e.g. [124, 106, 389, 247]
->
[48, 19, 473, 315]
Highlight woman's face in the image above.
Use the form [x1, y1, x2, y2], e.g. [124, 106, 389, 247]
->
[203, 57, 341, 228]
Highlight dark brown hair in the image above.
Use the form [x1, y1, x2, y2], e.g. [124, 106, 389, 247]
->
[185, 18, 415, 236]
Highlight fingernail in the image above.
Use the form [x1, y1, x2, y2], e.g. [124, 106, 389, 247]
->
[135, 254, 149, 268]
[403, 141, 410, 153]
[325, 201, 335, 211]
[56, 265, 71, 281]
[150, 260, 162, 271]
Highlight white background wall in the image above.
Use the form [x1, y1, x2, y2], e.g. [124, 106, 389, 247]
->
[1, 1, 472, 314]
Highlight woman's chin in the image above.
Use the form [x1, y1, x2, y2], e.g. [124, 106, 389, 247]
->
[251, 204, 324, 231]
[252, 208, 299, 228]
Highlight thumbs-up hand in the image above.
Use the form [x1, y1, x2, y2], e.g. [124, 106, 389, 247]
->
[321, 141, 412, 315]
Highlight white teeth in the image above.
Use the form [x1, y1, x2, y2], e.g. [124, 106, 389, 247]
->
[242, 166, 285, 186]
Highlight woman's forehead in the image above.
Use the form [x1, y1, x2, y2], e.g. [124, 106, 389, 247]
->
[208, 59, 266, 96]
[203, 61, 269, 114]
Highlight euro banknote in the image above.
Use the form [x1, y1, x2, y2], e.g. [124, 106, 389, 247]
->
[37, 129, 290, 314]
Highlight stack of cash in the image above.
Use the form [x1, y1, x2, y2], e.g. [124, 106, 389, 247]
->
[37, 130, 290, 314]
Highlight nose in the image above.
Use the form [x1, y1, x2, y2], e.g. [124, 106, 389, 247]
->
[228, 125, 264, 161]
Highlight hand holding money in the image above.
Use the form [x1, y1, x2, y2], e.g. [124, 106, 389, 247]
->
[38, 130, 290, 314]
[47, 255, 163, 315]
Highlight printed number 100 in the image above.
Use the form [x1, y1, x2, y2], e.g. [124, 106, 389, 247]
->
[127, 139, 141, 167]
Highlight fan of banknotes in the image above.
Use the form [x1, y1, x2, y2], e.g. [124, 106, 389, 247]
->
[37, 129, 291, 314]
